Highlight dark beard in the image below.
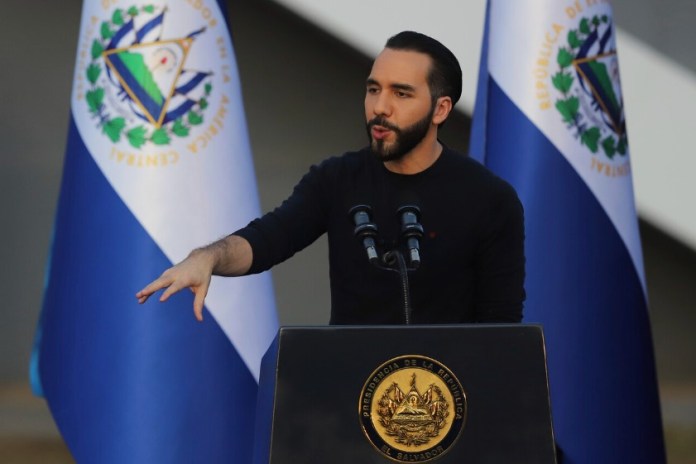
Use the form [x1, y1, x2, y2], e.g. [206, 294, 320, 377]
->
[366, 106, 435, 162]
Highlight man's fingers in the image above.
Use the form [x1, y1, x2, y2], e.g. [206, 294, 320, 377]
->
[136, 275, 173, 300]
[137, 256, 213, 318]
[160, 282, 184, 302]
[192, 282, 210, 322]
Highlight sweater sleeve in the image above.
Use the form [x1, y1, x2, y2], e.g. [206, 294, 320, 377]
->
[234, 161, 333, 274]
[474, 180, 526, 322]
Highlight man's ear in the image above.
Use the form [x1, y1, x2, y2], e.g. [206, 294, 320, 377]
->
[432, 96, 453, 125]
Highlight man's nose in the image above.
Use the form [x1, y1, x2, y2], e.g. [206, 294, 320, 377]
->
[373, 93, 392, 117]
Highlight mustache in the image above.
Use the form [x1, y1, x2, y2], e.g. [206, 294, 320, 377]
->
[367, 116, 400, 133]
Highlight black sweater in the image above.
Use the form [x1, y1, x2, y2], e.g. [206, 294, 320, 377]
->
[235, 147, 525, 324]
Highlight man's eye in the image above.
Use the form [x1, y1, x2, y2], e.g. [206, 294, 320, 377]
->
[367, 87, 379, 94]
[395, 91, 409, 98]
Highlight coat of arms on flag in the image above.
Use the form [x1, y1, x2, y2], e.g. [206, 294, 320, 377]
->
[84, 5, 213, 149]
[551, 14, 627, 160]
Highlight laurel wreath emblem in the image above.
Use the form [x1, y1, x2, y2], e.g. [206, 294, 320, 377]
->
[84, 5, 212, 149]
[552, 15, 627, 159]
[376, 375, 449, 447]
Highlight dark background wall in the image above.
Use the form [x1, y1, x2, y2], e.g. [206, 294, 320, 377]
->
[0, 0, 694, 461]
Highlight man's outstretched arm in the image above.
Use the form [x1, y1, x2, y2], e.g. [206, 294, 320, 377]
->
[135, 234, 253, 321]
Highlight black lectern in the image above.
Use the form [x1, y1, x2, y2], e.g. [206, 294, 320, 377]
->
[253, 325, 556, 463]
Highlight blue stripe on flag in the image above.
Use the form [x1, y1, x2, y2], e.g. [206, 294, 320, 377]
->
[469, 0, 490, 164]
[187, 26, 206, 39]
[108, 19, 134, 50]
[472, 72, 665, 462]
[136, 11, 164, 43]
[176, 72, 209, 95]
[163, 100, 196, 124]
[37, 117, 258, 463]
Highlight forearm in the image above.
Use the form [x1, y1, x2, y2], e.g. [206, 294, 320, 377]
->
[232, 163, 332, 274]
[192, 234, 252, 277]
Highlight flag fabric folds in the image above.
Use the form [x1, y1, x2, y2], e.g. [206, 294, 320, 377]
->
[470, 1, 665, 462]
[30, 2, 278, 462]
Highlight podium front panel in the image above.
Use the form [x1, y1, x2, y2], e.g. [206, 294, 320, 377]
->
[254, 325, 556, 463]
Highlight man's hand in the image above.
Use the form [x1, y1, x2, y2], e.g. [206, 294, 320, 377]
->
[136, 249, 215, 321]
[136, 235, 253, 321]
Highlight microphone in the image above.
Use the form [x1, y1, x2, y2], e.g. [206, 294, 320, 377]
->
[398, 205, 424, 268]
[349, 205, 379, 264]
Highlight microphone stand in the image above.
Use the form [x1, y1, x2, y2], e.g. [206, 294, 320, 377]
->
[350, 205, 423, 325]
[381, 249, 413, 325]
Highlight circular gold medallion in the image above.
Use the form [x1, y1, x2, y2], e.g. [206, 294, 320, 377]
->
[359, 355, 466, 462]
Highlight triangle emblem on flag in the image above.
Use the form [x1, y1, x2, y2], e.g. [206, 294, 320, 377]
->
[103, 38, 193, 128]
[574, 51, 625, 137]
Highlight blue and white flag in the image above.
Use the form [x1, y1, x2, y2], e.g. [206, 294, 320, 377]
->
[31, 2, 277, 462]
[471, 1, 665, 462]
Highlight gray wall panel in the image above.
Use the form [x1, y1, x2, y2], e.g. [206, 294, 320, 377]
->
[613, 0, 696, 73]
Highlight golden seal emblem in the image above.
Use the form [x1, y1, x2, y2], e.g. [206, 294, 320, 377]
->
[359, 355, 466, 462]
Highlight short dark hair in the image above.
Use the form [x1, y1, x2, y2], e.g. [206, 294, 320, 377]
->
[385, 31, 462, 106]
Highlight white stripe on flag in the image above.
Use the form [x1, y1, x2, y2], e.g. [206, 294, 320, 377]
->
[487, 0, 645, 293]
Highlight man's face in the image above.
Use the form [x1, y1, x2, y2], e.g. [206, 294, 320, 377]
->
[365, 49, 436, 161]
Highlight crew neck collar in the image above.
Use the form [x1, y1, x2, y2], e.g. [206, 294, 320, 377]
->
[376, 143, 450, 178]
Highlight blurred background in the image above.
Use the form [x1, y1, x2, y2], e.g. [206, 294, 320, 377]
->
[1, 0, 694, 462]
